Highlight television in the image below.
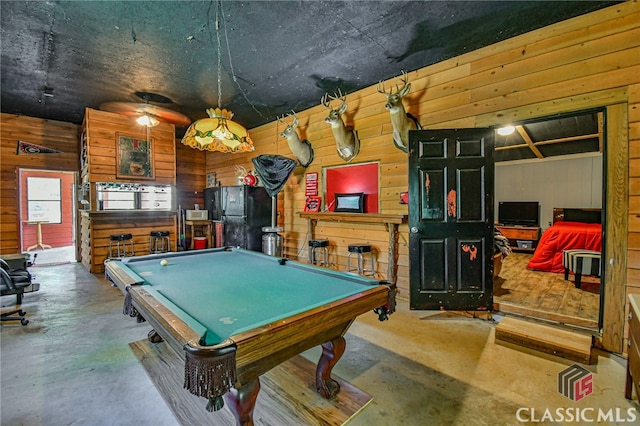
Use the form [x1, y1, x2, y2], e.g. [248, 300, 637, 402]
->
[498, 201, 539, 227]
[334, 192, 365, 213]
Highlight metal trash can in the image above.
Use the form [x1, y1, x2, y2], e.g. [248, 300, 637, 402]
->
[262, 226, 283, 257]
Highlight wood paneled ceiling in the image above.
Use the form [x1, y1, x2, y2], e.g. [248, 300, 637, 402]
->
[0, 1, 619, 134]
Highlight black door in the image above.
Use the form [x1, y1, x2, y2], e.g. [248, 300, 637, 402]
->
[408, 129, 495, 311]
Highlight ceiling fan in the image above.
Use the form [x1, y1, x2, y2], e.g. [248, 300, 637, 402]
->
[99, 91, 191, 127]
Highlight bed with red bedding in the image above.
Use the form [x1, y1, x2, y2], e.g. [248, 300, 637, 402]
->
[526, 208, 602, 273]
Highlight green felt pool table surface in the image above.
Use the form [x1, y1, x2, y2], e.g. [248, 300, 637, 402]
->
[107, 247, 395, 423]
[118, 247, 385, 345]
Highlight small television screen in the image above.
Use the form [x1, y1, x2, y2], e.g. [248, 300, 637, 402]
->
[498, 201, 539, 227]
[334, 193, 365, 213]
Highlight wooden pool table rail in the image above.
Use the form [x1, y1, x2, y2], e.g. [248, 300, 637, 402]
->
[106, 260, 213, 355]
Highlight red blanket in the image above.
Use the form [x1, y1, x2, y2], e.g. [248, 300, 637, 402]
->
[526, 222, 602, 273]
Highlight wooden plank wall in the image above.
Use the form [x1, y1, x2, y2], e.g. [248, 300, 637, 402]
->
[81, 108, 181, 273]
[83, 108, 176, 185]
[83, 213, 177, 273]
[205, 2, 640, 354]
[0, 110, 204, 271]
[0, 114, 79, 254]
[175, 138, 206, 250]
[175, 139, 206, 212]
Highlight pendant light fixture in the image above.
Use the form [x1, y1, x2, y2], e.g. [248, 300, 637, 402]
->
[181, 0, 254, 153]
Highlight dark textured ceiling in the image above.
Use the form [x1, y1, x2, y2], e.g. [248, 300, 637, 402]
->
[0, 1, 619, 134]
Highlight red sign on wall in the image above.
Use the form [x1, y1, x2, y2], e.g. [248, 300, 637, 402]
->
[305, 172, 318, 196]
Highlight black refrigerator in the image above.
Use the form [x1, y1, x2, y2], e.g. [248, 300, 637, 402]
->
[204, 186, 272, 252]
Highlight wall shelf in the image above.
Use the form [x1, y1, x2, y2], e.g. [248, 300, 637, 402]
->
[298, 212, 407, 283]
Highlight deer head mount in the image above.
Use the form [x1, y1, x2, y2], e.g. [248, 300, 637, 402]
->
[321, 90, 360, 163]
[377, 70, 421, 153]
[277, 111, 314, 168]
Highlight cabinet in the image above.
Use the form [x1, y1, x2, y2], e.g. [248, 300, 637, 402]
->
[495, 225, 541, 252]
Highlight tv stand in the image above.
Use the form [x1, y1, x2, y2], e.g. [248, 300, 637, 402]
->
[495, 225, 541, 252]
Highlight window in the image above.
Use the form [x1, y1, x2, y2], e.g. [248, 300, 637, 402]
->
[27, 177, 62, 223]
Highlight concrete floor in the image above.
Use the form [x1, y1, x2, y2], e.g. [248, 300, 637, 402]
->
[23, 245, 76, 266]
[1, 262, 637, 425]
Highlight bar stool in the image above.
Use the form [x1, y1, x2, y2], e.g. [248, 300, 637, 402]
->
[347, 244, 375, 276]
[308, 239, 329, 267]
[149, 231, 171, 254]
[109, 233, 134, 258]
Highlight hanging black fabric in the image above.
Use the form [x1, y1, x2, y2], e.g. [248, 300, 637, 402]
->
[251, 155, 297, 198]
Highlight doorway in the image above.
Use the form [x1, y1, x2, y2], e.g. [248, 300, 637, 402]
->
[492, 110, 604, 330]
[19, 169, 77, 266]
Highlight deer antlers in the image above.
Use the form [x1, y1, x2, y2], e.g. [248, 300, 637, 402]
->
[277, 110, 313, 167]
[321, 89, 348, 116]
[376, 70, 410, 97]
[376, 70, 419, 152]
[321, 89, 359, 162]
[277, 110, 299, 130]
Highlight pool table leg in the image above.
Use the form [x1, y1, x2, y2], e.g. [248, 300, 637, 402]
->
[224, 377, 260, 426]
[316, 336, 346, 399]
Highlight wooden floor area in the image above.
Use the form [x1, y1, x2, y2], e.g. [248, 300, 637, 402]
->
[493, 252, 600, 329]
[130, 339, 373, 426]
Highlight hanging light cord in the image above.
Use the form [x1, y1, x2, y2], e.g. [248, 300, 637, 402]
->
[215, 0, 223, 109]
[217, 0, 265, 118]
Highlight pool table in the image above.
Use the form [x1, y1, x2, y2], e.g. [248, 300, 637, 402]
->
[105, 247, 395, 426]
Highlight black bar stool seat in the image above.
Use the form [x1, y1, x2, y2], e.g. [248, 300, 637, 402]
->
[150, 231, 171, 254]
[347, 244, 375, 276]
[308, 239, 329, 267]
[109, 233, 134, 258]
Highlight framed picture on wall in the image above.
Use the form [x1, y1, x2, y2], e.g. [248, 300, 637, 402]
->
[116, 134, 154, 179]
[304, 197, 322, 212]
[206, 172, 217, 188]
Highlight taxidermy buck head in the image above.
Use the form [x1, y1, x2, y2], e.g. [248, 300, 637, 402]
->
[277, 111, 314, 167]
[321, 90, 360, 163]
[377, 70, 420, 152]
